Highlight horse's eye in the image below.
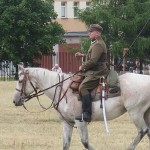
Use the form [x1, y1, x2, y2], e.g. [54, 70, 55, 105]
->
[18, 74, 24, 83]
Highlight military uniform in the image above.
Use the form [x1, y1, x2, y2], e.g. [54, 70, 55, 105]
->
[75, 24, 109, 122]
[79, 38, 109, 95]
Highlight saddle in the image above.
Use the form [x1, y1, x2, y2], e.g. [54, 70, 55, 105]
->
[70, 70, 121, 101]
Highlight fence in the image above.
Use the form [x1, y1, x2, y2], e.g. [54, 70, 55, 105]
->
[0, 61, 16, 81]
[37, 44, 82, 73]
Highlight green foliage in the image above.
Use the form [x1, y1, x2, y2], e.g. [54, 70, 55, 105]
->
[78, 0, 150, 62]
[64, 37, 91, 54]
[63, 44, 81, 54]
[0, 0, 65, 65]
[80, 38, 91, 53]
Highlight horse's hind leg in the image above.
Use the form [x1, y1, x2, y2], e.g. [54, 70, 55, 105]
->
[75, 120, 95, 150]
[144, 106, 150, 148]
[147, 130, 150, 148]
[127, 128, 148, 150]
[127, 106, 150, 150]
[62, 121, 74, 150]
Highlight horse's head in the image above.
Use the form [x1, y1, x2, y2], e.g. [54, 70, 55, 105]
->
[13, 65, 37, 106]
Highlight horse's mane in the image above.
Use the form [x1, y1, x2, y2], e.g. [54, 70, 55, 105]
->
[25, 67, 70, 83]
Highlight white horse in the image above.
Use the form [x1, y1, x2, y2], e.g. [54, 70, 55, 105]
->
[13, 65, 150, 150]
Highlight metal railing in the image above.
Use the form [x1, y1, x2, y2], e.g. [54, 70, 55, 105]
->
[0, 60, 16, 81]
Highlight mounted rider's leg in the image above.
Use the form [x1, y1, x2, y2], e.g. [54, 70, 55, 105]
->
[76, 77, 99, 122]
[75, 120, 95, 150]
[82, 93, 92, 122]
[62, 121, 74, 150]
[76, 92, 92, 122]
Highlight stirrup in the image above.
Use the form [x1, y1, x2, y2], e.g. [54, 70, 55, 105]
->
[75, 113, 91, 122]
[75, 113, 84, 122]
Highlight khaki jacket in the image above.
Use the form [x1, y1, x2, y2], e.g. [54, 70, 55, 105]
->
[82, 38, 109, 78]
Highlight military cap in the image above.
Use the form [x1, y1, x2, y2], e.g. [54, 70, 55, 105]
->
[88, 24, 103, 32]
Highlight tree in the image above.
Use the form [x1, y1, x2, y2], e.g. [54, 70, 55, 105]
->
[0, 0, 65, 66]
[78, 0, 150, 69]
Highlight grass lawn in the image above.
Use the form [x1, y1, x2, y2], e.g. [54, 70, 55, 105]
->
[0, 81, 149, 150]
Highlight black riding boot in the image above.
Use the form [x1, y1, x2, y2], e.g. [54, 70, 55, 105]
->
[75, 94, 92, 122]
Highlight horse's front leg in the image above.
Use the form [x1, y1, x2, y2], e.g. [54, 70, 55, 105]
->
[62, 121, 74, 150]
[127, 128, 148, 150]
[75, 120, 95, 150]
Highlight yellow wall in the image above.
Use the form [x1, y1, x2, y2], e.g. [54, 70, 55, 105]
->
[56, 18, 87, 32]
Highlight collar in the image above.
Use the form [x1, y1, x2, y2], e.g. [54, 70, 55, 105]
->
[91, 39, 97, 44]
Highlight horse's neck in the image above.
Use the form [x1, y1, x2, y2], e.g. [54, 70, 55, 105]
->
[32, 69, 70, 100]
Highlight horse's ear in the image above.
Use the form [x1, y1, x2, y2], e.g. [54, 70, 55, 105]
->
[18, 64, 24, 72]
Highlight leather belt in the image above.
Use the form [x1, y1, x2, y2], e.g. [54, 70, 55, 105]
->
[97, 62, 105, 65]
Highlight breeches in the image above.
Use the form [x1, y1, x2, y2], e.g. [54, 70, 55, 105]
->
[79, 76, 99, 96]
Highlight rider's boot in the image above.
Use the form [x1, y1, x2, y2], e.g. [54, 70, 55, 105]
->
[75, 94, 92, 122]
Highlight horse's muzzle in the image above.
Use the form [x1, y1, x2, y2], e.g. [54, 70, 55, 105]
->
[13, 99, 23, 106]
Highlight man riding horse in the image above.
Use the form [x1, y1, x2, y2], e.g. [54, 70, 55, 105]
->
[75, 24, 109, 122]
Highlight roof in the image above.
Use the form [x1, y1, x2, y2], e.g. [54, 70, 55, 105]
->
[64, 31, 88, 37]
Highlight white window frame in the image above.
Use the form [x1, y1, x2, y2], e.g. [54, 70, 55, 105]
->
[61, 2, 67, 18]
[86, 2, 91, 9]
[73, 2, 79, 18]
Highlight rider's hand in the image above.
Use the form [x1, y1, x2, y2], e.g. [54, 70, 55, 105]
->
[79, 66, 86, 72]
[75, 52, 83, 57]
[79, 66, 82, 71]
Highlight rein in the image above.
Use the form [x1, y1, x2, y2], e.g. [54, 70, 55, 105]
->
[16, 70, 80, 113]
[23, 70, 81, 102]
[16, 70, 79, 127]
[117, 16, 150, 69]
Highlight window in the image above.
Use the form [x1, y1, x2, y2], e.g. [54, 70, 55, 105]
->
[73, 2, 79, 18]
[86, 2, 91, 9]
[61, 2, 67, 18]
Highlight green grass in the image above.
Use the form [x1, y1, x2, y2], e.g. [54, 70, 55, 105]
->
[0, 76, 15, 81]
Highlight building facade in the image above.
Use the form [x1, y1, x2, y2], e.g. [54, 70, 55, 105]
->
[54, 0, 91, 32]
[40, 0, 91, 73]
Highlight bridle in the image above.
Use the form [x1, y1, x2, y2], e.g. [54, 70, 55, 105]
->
[16, 70, 45, 111]
[16, 71, 44, 102]
[15, 70, 80, 112]
[15, 70, 80, 127]
[16, 71, 35, 97]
